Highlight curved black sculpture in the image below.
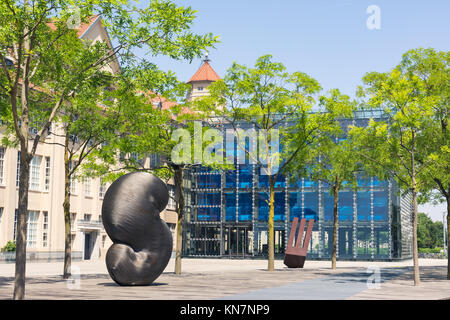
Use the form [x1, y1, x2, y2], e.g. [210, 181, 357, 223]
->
[101, 172, 173, 286]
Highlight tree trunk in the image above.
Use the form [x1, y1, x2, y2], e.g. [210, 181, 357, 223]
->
[267, 181, 275, 271]
[447, 199, 450, 280]
[63, 137, 72, 279]
[174, 166, 184, 275]
[332, 183, 339, 270]
[411, 133, 420, 286]
[411, 187, 420, 286]
[13, 1, 32, 300]
[13, 149, 31, 300]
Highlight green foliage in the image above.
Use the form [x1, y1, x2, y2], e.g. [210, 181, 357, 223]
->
[1, 241, 16, 252]
[306, 89, 359, 194]
[418, 212, 444, 249]
[418, 247, 443, 254]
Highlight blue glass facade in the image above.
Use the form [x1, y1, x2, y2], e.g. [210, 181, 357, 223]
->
[181, 117, 412, 260]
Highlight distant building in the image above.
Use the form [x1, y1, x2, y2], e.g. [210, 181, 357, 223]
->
[0, 16, 177, 262]
[181, 59, 414, 260]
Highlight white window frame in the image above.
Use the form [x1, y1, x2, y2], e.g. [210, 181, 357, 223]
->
[16, 151, 20, 187]
[84, 177, 91, 197]
[29, 156, 42, 191]
[69, 161, 76, 194]
[26, 211, 39, 248]
[99, 180, 107, 199]
[44, 157, 50, 191]
[42, 211, 48, 248]
[0, 147, 5, 185]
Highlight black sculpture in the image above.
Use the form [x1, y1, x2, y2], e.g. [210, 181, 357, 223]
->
[101, 172, 173, 285]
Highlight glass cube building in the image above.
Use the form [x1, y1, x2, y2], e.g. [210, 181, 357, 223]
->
[180, 111, 414, 260]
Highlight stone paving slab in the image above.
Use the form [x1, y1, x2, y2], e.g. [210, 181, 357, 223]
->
[348, 265, 450, 300]
[222, 267, 413, 300]
[0, 258, 448, 300]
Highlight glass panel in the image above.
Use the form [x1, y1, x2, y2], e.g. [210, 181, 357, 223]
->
[303, 177, 316, 188]
[339, 191, 354, 221]
[323, 191, 334, 221]
[197, 207, 220, 221]
[303, 192, 318, 221]
[289, 177, 301, 188]
[197, 174, 221, 189]
[338, 228, 354, 258]
[374, 228, 389, 258]
[357, 190, 371, 221]
[357, 227, 372, 258]
[259, 174, 269, 188]
[238, 192, 252, 221]
[225, 193, 236, 221]
[225, 171, 236, 188]
[373, 190, 388, 221]
[258, 193, 269, 221]
[289, 192, 302, 221]
[238, 165, 252, 188]
[197, 192, 221, 206]
[274, 174, 285, 188]
[274, 192, 285, 221]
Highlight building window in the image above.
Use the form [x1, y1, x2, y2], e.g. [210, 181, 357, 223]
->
[70, 234, 76, 247]
[29, 156, 42, 191]
[84, 178, 91, 197]
[16, 151, 20, 187]
[150, 154, 160, 168]
[69, 161, 76, 194]
[0, 207, 3, 229]
[99, 180, 107, 199]
[14, 210, 40, 248]
[197, 86, 204, 91]
[0, 147, 5, 185]
[167, 186, 176, 210]
[13, 209, 17, 240]
[27, 211, 39, 248]
[84, 214, 91, 221]
[70, 213, 76, 230]
[44, 157, 50, 191]
[42, 211, 48, 247]
[102, 235, 106, 248]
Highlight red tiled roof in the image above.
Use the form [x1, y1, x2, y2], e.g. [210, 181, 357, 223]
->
[47, 15, 100, 38]
[187, 61, 220, 83]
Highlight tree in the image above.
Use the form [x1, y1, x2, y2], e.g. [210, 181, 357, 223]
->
[418, 212, 444, 249]
[96, 63, 219, 275]
[418, 212, 433, 248]
[349, 53, 440, 285]
[57, 75, 121, 279]
[203, 55, 342, 271]
[0, 0, 217, 299]
[396, 48, 449, 278]
[306, 89, 358, 269]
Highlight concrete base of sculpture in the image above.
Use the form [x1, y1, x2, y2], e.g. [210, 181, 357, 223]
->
[101, 172, 173, 286]
[283, 218, 314, 268]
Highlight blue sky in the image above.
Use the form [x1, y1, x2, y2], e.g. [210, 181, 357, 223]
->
[146, 0, 449, 99]
[139, 0, 449, 221]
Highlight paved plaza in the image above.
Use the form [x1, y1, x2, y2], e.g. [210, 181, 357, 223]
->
[0, 258, 448, 300]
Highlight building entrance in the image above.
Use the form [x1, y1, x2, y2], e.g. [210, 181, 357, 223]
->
[223, 226, 252, 257]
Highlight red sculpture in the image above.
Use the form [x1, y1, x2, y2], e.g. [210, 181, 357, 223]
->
[284, 217, 314, 268]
